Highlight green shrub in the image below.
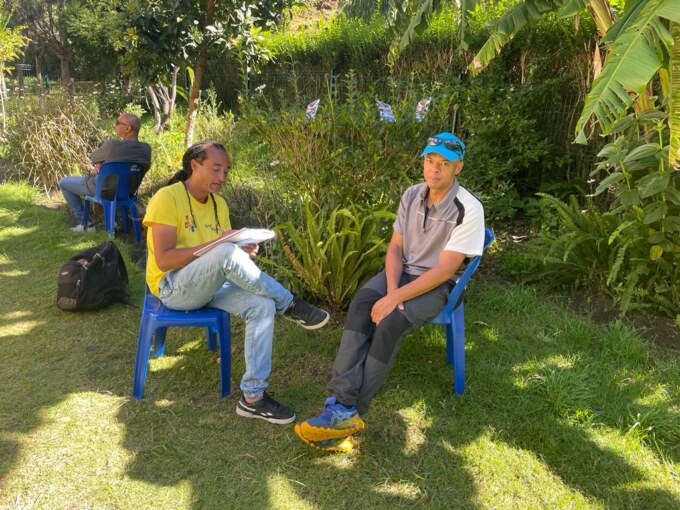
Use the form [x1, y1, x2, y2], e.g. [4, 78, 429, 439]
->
[509, 193, 680, 316]
[194, 87, 236, 144]
[94, 81, 147, 119]
[263, 15, 388, 76]
[504, 104, 680, 316]
[5, 97, 104, 193]
[243, 70, 458, 210]
[264, 201, 395, 311]
[243, 69, 570, 220]
[136, 111, 187, 196]
[460, 77, 567, 220]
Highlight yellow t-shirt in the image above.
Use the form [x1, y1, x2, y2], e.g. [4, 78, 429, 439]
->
[143, 182, 231, 296]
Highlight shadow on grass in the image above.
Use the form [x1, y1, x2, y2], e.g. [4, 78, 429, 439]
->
[1, 183, 678, 508]
[114, 284, 679, 508]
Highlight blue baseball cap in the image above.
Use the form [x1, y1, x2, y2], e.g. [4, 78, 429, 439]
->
[420, 132, 465, 162]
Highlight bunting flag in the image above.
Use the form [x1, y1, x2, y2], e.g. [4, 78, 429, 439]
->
[376, 100, 396, 122]
[415, 98, 432, 122]
[306, 99, 321, 120]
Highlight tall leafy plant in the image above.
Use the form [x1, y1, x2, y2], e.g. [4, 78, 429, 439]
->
[0, 7, 28, 138]
[517, 108, 680, 315]
[591, 108, 679, 263]
[5, 98, 103, 194]
[270, 202, 395, 311]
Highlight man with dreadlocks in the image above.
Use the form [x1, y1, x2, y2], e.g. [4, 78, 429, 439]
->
[143, 140, 330, 425]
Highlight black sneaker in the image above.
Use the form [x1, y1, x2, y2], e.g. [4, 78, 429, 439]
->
[283, 297, 330, 330]
[236, 393, 296, 425]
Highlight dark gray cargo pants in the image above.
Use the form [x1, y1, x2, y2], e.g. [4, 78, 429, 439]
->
[327, 270, 453, 416]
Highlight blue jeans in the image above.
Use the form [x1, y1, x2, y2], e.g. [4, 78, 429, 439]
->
[158, 243, 294, 398]
[59, 175, 92, 223]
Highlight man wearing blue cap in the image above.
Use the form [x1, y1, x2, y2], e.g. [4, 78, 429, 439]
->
[294, 132, 485, 452]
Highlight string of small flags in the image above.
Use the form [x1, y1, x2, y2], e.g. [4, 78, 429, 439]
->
[305, 97, 433, 122]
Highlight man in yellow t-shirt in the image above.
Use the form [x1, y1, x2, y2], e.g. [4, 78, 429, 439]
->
[143, 141, 330, 425]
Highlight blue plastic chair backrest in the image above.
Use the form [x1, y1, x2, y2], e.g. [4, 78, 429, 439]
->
[94, 161, 141, 201]
[436, 227, 495, 318]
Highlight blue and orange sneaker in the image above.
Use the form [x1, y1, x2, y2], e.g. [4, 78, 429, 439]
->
[294, 423, 355, 453]
[298, 397, 365, 441]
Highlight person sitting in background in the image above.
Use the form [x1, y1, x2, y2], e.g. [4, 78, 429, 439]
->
[59, 112, 151, 232]
[143, 140, 330, 425]
[294, 132, 485, 452]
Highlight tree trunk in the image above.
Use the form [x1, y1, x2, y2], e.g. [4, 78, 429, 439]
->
[57, 50, 73, 101]
[184, 0, 216, 148]
[586, 0, 613, 36]
[0, 74, 6, 140]
[120, 67, 132, 95]
[168, 65, 179, 120]
[156, 66, 179, 131]
[147, 67, 180, 132]
[147, 85, 162, 131]
[157, 83, 171, 130]
[35, 51, 45, 99]
[669, 22, 680, 169]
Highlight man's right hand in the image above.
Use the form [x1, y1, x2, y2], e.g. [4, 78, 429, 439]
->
[371, 293, 404, 325]
[240, 243, 259, 258]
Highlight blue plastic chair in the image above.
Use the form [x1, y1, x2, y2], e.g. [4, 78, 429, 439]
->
[429, 227, 494, 395]
[132, 288, 232, 399]
[82, 161, 143, 244]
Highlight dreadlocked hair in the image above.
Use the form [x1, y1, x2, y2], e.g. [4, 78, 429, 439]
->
[166, 140, 228, 185]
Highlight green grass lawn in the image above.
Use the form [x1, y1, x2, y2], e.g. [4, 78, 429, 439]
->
[1, 182, 678, 509]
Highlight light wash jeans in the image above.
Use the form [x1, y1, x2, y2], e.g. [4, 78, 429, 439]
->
[158, 242, 293, 398]
[59, 175, 92, 223]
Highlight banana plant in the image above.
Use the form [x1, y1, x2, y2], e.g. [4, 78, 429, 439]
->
[469, 0, 612, 73]
[574, 0, 680, 157]
[465, 0, 680, 164]
[385, 0, 679, 166]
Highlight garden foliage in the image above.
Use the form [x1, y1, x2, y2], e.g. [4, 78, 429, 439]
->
[270, 201, 395, 311]
[245, 68, 571, 221]
[5, 98, 103, 193]
[511, 107, 680, 316]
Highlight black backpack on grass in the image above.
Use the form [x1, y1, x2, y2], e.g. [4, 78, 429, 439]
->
[57, 241, 129, 311]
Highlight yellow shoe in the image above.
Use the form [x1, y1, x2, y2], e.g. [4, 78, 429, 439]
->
[298, 397, 365, 441]
[294, 423, 355, 453]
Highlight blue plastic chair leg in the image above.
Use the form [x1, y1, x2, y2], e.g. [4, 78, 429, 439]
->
[445, 323, 454, 366]
[130, 206, 142, 244]
[120, 206, 130, 233]
[133, 318, 154, 399]
[452, 302, 466, 395]
[82, 202, 90, 229]
[206, 327, 217, 351]
[104, 202, 116, 235]
[154, 327, 168, 357]
[217, 313, 232, 397]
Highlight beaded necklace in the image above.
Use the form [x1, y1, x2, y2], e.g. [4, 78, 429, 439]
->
[183, 182, 221, 233]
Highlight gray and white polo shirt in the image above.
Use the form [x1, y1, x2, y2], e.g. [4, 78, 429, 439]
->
[393, 180, 485, 279]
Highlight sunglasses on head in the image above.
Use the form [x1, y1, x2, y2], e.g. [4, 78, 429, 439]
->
[427, 137, 464, 156]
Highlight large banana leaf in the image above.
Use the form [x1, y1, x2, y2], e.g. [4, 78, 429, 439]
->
[556, 0, 588, 18]
[469, 0, 562, 74]
[457, 0, 483, 51]
[602, 0, 646, 42]
[574, 0, 680, 144]
[670, 22, 680, 168]
[387, 0, 442, 65]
